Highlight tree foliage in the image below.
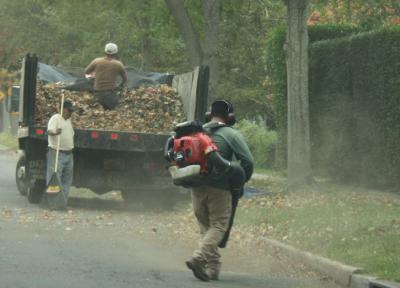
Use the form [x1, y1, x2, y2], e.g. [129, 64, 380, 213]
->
[216, 0, 286, 121]
[0, 0, 397, 120]
[0, 0, 287, 120]
[309, 0, 400, 28]
[0, 0, 189, 72]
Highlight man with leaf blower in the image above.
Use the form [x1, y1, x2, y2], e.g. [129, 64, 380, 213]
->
[165, 100, 254, 281]
[43, 100, 75, 210]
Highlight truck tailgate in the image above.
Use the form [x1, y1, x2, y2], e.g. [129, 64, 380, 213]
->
[29, 126, 170, 152]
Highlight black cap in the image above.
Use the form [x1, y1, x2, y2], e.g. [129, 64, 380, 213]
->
[63, 100, 76, 112]
[211, 100, 233, 118]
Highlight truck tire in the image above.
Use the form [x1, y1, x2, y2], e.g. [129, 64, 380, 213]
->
[27, 180, 46, 204]
[15, 156, 28, 196]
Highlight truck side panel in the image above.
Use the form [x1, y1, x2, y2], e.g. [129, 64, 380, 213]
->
[28, 127, 169, 152]
[172, 66, 209, 122]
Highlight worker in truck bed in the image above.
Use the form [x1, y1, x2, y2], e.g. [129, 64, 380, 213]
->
[84, 43, 128, 110]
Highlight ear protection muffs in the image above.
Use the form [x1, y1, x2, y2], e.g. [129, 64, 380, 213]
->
[205, 100, 236, 126]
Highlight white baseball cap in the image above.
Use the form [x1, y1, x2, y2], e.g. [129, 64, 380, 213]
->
[104, 43, 118, 55]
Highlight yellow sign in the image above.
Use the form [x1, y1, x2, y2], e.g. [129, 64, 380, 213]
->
[0, 69, 19, 104]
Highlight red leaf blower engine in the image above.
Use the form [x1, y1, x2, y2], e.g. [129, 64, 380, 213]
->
[164, 121, 245, 191]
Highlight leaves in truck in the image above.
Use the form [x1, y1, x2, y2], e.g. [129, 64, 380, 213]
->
[35, 83, 186, 133]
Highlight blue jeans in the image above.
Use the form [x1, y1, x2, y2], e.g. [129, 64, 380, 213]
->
[94, 90, 119, 110]
[45, 149, 73, 210]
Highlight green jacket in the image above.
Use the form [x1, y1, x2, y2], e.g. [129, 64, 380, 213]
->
[203, 122, 254, 190]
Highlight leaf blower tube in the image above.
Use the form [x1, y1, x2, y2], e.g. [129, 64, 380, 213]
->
[207, 151, 245, 198]
[207, 151, 246, 248]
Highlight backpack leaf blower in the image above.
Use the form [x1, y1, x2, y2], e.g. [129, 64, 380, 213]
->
[164, 121, 245, 192]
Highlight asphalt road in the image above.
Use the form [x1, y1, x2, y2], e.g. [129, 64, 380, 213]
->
[0, 150, 341, 288]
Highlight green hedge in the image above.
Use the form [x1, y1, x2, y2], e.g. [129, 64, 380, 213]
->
[267, 25, 400, 187]
[265, 25, 287, 168]
[266, 24, 360, 168]
[310, 27, 400, 187]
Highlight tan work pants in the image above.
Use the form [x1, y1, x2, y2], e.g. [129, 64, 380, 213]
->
[191, 186, 232, 271]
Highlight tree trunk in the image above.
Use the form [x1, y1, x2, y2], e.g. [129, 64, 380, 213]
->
[202, 0, 220, 101]
[345, 0, 352, 23]
[286, 0, 311, 189]
[138, 1, 153, 70]
[164, 0, 203, 67]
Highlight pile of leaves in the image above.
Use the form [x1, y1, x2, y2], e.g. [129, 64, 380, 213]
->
[35, 83, 186, 133]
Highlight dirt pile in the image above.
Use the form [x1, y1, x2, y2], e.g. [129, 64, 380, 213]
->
[35, 83, 186, 133]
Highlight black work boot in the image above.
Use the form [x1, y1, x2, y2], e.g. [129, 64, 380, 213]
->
[185, 258, 210, 281]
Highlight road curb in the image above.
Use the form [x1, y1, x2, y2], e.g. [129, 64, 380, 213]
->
[367, 279, 400, 288]
[351, 275, 400, 288]
[261, 237, 399, 288]
[262, 237, 360, 287]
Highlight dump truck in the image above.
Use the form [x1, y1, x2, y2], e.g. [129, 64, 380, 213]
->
[15, 54, 209, 206]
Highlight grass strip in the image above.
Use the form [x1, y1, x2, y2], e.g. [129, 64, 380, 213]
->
[238, 178, 400, 281]
[0, 133, 18, 150]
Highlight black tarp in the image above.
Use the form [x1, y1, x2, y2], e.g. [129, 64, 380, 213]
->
[38, 63, 76, 84]
[37, 63, 172, 91]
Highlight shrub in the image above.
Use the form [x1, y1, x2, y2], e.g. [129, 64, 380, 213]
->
[236, 119, 277, 168]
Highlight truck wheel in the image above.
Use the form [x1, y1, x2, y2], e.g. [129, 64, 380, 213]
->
[15, 156, 28, 196]
[27, 180, 46, 204]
